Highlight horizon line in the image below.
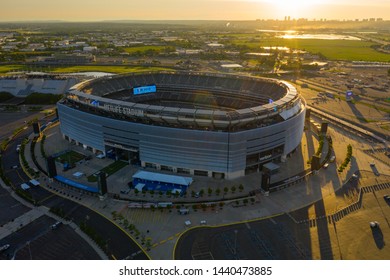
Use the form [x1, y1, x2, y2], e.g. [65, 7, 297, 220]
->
[0, 18, 389, 23]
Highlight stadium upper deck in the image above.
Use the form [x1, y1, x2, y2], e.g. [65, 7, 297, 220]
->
[65, 71, 302, 132]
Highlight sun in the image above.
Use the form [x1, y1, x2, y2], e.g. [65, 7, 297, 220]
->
[262, 0, 325, 6]
[259, 0, 326, 19]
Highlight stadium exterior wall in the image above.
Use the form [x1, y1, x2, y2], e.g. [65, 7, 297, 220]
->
[58, 102, 305, 179]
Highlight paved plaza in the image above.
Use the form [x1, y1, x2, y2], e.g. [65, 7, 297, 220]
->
[18, 117, 389, 259]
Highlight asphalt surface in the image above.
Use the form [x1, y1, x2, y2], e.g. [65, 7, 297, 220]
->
[175, 213, 314, 260]
[0, 113, 148, 260]
[0, 110, 50, 140]
[0, 215, 100, 260]
[174, 176, 386, 260]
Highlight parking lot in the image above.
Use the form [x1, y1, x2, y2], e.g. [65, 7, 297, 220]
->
[0, 215, 101, 260]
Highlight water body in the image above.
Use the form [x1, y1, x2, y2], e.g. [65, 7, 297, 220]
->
[263, 46, 291, 51]
[279, 34, 361, 40]
[246, 52, 272, 56]
[257, 29, 297, 33]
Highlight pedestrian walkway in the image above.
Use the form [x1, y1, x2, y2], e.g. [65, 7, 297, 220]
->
[295, 181, 390, 227]
[0, 207, 44, 240]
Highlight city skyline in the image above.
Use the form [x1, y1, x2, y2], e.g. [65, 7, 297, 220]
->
[1, 0, 389, 22]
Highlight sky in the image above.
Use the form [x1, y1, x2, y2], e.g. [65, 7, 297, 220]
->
[1, 0, 389, 21]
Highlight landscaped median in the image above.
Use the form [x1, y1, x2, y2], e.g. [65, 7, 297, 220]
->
[338, 144, 353, 173]
[87, 160, 129, 182]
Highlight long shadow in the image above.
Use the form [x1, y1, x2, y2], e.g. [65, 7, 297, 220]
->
[371, 227, 385, 249]
[346, 101, 369, 123]
[334, 157, 360, 200]
[314, 200, 334, 259]
[304, 129, 316, 159]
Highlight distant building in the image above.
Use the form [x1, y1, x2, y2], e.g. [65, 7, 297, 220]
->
[83, 46, 98, 52]
[0, 74, 77, 96]
[220, 63, 243, 72]
[207, 43, 224, 48]
[38, 54, 95, 64]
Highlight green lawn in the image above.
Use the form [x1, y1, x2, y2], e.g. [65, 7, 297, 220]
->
[87, 160, 128, 182]
[49, 65, 173, 74]
[0, 64, 173, 75]
[231, 38, 390, 62]
[0, 65, 27, 73]
[56, 150, 85, 165]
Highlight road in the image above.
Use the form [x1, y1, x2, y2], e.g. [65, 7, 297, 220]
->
[1, 114, 148, 260]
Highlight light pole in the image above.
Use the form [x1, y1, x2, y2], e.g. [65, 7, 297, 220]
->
[26, 241, 32, 260]
[233, 230, 238, 257]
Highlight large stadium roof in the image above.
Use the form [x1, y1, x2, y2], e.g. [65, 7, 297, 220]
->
[64, 71, 303, 131]
[133, 170, 193, 186]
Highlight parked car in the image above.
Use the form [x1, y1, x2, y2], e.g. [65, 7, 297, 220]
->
[384, 195, 390, 202]
[50, 221, 62, 230]
[0, 244, 10, 252]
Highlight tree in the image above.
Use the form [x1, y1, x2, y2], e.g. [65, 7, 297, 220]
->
[145, 238, 152, 251]
[123, 219, 129, 228]
[231, 186, 236, 193]
[208, 187, 212, 196]
[219, 202, 224, 209]
[128, 224, 135, 232]
[199, 189, 204, 197]
[238, 184, 244, 192]
[134, 189, 139, 196]
[223, 187, 229, 194]
[216, 188, 221, 196]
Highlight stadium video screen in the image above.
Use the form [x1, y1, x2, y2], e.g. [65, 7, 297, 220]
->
[133, 85, 157, 95]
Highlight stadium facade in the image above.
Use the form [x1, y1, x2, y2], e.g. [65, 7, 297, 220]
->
[57, 72, 306, 179]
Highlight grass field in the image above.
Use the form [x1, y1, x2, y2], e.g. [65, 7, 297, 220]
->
[0, 65, 27, 73]
[49, 65, 172, 74]
[0, 64, 173, 74]
[56, 150, 85, 165]
[87, 160, 128, 182]
[230, 37, 390, 62]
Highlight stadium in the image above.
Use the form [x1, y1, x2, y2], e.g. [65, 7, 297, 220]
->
[57, 71, 306, 179]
